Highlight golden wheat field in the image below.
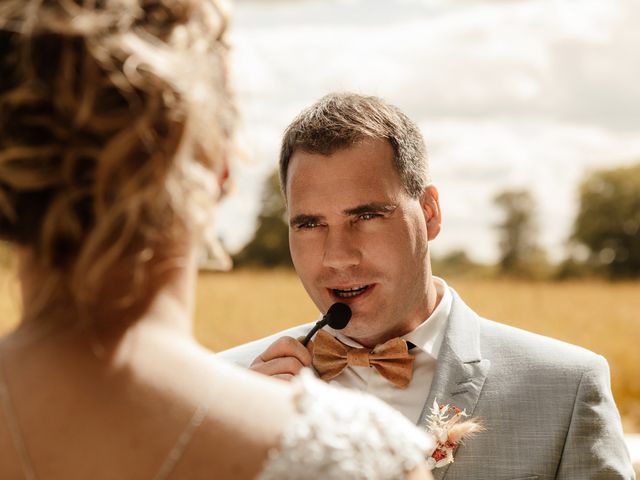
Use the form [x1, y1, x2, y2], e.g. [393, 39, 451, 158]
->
[1, 267, 639, 433]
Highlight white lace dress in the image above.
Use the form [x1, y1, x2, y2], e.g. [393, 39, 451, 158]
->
[258, 370, 434, 480]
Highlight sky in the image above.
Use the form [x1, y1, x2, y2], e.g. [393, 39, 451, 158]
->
[215, 0, 640, 263]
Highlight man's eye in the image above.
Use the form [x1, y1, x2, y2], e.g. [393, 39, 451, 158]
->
[298, 222, 319, 229]
[359, 213, 381, 221]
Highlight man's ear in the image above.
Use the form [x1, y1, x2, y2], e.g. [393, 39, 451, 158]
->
[420, 185, 441, 241]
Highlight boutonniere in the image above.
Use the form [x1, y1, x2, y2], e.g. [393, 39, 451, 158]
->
[424, 400, 484, 469]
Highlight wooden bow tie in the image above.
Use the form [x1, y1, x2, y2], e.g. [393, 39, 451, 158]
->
[310, 330, 415, 389]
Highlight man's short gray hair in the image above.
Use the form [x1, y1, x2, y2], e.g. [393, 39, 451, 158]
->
[279, 92, 429, 199]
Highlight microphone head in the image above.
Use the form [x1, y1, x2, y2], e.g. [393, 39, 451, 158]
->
[325, 302, 352, 330]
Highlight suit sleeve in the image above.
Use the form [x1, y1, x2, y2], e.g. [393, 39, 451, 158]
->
[556, 354, 635, 479]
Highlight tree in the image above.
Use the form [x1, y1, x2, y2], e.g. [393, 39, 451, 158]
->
[571, 163, 640, 278]
[233, 170, 293, 268]
[431, 249, 492, 278]
[493, 188, 546, 276]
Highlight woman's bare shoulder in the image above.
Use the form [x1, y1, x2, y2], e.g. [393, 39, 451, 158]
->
[167, 354, 297, 480]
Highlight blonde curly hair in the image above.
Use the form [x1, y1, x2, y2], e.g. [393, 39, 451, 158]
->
[0, 0, 234, 318]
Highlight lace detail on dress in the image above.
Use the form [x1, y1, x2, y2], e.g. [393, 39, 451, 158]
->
[258, 369, 433, 480]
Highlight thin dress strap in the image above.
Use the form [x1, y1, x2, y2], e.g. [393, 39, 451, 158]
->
[0, 353, 38, 480]
[152, 400, 210, 480]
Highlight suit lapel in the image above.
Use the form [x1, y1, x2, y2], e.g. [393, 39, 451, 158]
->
[417, 289, 491, 480]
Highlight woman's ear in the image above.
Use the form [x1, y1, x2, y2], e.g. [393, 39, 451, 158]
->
[420, 185, 442, 241]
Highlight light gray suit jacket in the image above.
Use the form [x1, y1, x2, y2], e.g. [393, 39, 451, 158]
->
[219, 289, 635, 479]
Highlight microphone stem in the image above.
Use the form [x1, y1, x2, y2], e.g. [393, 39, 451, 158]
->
[301, 319, 327, 346]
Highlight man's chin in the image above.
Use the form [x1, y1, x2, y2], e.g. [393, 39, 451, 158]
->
[336, 318, 382, 347]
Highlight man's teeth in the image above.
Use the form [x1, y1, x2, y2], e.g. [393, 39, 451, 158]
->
[333, 285, 368, 298]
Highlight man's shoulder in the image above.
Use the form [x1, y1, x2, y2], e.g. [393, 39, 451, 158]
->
[477, 315, 605, 372]
[216, 322, 315, 368]
[449, 288, 604, 371]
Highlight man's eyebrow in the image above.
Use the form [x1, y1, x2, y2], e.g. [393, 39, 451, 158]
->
[344, 203, 397, 216]
[289, 213, 323, 227]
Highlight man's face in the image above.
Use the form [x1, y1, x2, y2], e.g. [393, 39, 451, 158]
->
[286, 138, 441, 347]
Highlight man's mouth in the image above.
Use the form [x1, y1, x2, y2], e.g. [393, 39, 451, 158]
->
[331, 284, 371, 299]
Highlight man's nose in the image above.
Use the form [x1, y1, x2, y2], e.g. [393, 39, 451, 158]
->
[322, 226, 361, 269]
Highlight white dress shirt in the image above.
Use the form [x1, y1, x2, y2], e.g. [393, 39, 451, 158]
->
[324, 277, 451, 424]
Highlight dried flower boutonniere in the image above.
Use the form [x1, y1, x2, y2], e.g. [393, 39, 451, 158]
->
[424, 400, 484, 469]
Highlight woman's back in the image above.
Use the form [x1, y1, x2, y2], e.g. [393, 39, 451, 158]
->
[0, 320, 292, 479]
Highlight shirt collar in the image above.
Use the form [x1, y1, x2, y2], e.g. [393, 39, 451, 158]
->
[326, 276, 451, 360]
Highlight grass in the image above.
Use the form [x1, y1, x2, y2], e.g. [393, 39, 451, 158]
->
[1, 267, 639, 433]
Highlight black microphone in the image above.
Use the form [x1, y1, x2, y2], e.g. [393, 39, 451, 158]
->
[301, 302, 352, 347]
